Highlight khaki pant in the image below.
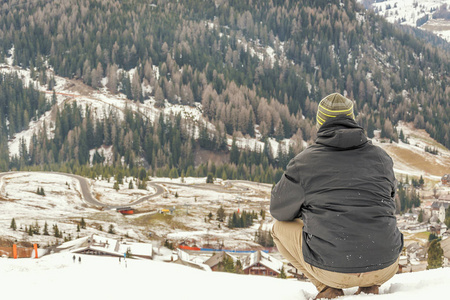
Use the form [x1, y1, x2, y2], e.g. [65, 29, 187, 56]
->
[271, 219, 399, 292]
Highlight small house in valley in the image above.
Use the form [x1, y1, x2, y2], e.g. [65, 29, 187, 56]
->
[61, 234, 153, 259]
[442, 174, 450, 186]
[203, 250, 284, 277]
[174, 249, 212, 271]
[241, 250, 284, 277]
[204, 251, 239, 271]
[441, 238, 450, 267]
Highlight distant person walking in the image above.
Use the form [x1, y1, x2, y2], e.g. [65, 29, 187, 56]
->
[270, 93, 403, 299]
[78, 256, 81, 264]
[73, 255, 76, 263]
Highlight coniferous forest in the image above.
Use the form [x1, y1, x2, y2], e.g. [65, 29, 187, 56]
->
[0, 0, 449, 183]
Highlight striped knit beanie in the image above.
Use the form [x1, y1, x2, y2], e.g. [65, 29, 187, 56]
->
[316, 93, 355, 129]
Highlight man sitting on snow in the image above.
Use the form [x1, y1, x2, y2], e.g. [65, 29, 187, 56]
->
[270, 93, 403, 299]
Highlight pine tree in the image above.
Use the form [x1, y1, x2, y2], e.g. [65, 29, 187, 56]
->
[256, 229, 275, 247]
[10, 218, 17, 230]
[206, 173, 214, 183]
[43, 222, 49, 235]
[108, 224, 115, 234]
[427, 239, 443, 269]
[399, 129, 405, 142]
[230, 212, 238, 228]
[278, 266, 287, 279]
[230, 138, 239, 165]
[53, 224, 60, 238]
[219, 255, 235, 273]
[216, 206, 225, 222]
[169, 167, 179, 179]
[235, 259, 243, 274]
[33, 220, 40, 235]
[260, 209, 266, 220]
[36, 187, 46, 196]
[80, 217, 86, 229]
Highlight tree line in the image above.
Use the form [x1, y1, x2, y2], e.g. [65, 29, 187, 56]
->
[0, 74, 286, 184]
[0, 0, 449, 151]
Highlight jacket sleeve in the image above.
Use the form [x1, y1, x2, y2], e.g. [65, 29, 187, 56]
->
[383, 150, 398, 200]
[270, 165, 305, 221]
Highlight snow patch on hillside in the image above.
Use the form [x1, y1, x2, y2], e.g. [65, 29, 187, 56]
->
[1, 59, 295, 160]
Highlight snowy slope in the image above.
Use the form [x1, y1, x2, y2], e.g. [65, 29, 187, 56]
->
[0, 252, 449, 300]
[360, 0, 450, 41]
[0, 59, 291, 160]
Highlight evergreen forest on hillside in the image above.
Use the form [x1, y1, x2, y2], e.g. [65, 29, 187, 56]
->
[0, 0, 450, 188]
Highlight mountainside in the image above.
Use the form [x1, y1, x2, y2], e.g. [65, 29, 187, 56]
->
[2, 60, 449, 184]
[0, 0, 449, 182]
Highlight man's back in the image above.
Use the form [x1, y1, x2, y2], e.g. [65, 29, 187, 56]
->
[270, 93, 403, 298]
[271, 116, 403, 273]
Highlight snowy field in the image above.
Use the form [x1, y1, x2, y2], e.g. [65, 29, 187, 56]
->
[0, 171, 273, 250]
[0, 252, 449, 300]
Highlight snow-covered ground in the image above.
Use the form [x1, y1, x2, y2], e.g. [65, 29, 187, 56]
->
[0, 171, 273, 250]
[0, 252, 449, 300]
[372, 121, 450, 182]
[360, 0, 450, 41]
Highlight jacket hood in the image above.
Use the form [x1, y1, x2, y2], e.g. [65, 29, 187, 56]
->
[316, 116, 367, 149]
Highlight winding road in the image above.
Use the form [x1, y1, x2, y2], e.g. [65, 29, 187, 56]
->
[0, 171, 164, 210]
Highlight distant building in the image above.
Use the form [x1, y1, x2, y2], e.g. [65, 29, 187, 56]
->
[438, 193, 450, 202]
[175, 249, 211, 271]
[442, 174, 450, 186]
[203, 250, 284, 277]
[241, 250, 284, 277]
[430, 201, 449, 223]
[405, 242, 427, 262]
[204, 251, 238, 271]
[441, 238, 450, 268]
[61, 234, 153, 259]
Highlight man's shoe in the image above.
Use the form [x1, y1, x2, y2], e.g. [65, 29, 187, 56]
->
[355, 285, 379, 295]
[315, 287, 344, 299]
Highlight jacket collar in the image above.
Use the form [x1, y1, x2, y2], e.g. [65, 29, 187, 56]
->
[315, 116, 368, 149]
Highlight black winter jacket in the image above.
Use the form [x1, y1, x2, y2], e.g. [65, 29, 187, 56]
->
[270, 116, 403, 273]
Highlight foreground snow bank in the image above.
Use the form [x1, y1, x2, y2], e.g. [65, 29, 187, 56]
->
[0, 252, 448, 300]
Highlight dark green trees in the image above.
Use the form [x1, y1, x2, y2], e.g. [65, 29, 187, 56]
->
[227, 210, 256, 229]
[10, 218, 17, 231]
[80, 218, 86, 229]
[427, 239, 443, 270]
[216, 206, 226, 222]
[1, 0, 449, 149]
